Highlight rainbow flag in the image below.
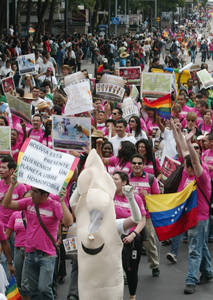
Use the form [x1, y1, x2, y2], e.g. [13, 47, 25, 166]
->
[6, 275, 21, 300]
[145, 181, 197, 241]
[143, 94, 171, 119]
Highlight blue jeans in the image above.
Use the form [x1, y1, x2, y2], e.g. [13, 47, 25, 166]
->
[170, 234, 183, 256]
[191, 50, 196, 63]
[14, 247, 29, 296]
[186, 219, 213, 285]
[24, 250, 56, 300]
[67, 255, 79, 300]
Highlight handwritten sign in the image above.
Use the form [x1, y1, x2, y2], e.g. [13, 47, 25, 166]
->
[17, 139, 79, 195]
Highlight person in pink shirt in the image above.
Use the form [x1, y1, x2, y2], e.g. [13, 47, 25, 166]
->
[145, 109, 159, 137]
[0, 221, 15, 277]
[0, 156, 27, 228]
[177, 93, 194, 121]
[113, 171, 146, 300]
[3, 173, 73, 300]
[171, 123, 213, 295]
[129, 153, 161, 278]
[27, 114, 43, 142]
[135, 139, 161, 177]
[202, 134, 213, 179]
[6, 210, 29, 300]
[102, 141, 136, 175]
[200, 109, 213, 134]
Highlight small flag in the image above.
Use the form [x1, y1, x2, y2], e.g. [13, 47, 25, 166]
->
[145, 181, 197, 241]
[6, 275, 21, 300]
[143, 94, 171, 119]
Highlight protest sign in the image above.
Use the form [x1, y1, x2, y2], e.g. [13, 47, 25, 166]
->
[160, 155, 181, 182]
[63, 223, 78, 254]
[119, 66, 141, 85]
[17, 53, 35, 75]
[17, 138, 79, 195]
[197, 69, 213, 89]
[0, 126, 11, 156]
[64, 79, 93, 115]
[121, 97, 140, 122]
[52, 115, 91, 152]
[2, 77, 15, 94]
[64, 71, 86, 86]
[5, 93, 32, 123]
[141, 72, 172, 99]
[95, 82, 125, 102]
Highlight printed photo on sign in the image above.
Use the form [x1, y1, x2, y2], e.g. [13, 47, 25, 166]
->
[17, 53, 35, 75]
[52, 115, 91, 152]
[95, 83, 125, 102]
[119, 66, 141, 85]
[5, 93, 32, 123]
[17, 138, 79, 195]
[2, 77, 15, 94]
[0, 126, 11, 156]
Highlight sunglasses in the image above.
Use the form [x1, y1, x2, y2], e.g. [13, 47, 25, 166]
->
[132, 162, 143, 165]
[187, 119, 195, 122]
[112, 112, 118, 115]
[194, 146, 199, 150]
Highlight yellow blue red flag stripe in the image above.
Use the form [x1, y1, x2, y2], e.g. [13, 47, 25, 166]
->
[145, 181, 197, 241]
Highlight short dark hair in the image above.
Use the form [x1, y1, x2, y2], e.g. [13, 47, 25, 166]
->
[0, 116, 8, 126]
[52, 105, 62, 115]
[113, 171, 129, 185]
[130, 153, 144, 163]
[116, 118, 127, 127]
[113, 107, 123, 116]
[105, 119, 116, 126]
[33, 114, 42, 121]
[1, 155, 17, 170]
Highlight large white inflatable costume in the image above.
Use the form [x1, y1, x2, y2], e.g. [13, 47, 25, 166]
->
[73, 149, 124, 300]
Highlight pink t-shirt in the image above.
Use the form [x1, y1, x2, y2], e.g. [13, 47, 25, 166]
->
[200, 121, 212, 134]
[7, 211, 26, 247]
[11, 142, 22, 162]
[114, 193, 146, 232]
[12, 115, 32, 144]
[41, 135, 53, 148]
[177, 168, 211, 221]
[202, 149, 213, 179]
[107, 156, 132, 175]
[28, 128, 43, 142]
[0, 221, 6, 241]
[0, 180, 27, 227]
[179, 105, 194, 121]
[129, 172, 160, 218]
[143, 159, 161, 175]
[146, 119, 159, 136]
[17, 197, 63, 256]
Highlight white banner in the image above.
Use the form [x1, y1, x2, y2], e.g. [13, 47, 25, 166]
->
[17, 139, 79, 195]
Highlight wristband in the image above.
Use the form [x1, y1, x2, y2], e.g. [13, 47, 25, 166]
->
[8, 261, 13, 265]
[132, 230, 138, 237]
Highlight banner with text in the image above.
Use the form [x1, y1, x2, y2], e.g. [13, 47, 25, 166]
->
[17, 138, 79, 195]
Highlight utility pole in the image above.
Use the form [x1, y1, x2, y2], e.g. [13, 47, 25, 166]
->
[115, 0, 117, 35]
[64, 0, 68, 38]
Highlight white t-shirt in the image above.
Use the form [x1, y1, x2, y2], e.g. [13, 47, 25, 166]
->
[0, 66, 11, 77]
[38, 75, 57, 86]
[160, 128, 177, 165]
[39, 61, 55, 76]
[109, 134, 136, 156]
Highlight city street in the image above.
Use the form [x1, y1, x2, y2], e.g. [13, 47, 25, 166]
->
[57, 53, 213, 300]
[57, 241, 213, 299]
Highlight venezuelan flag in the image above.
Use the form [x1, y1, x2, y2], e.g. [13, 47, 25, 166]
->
[143, 94, 171, 119]
[6, 275, 21, 300]
[145, 181, 197, 241]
